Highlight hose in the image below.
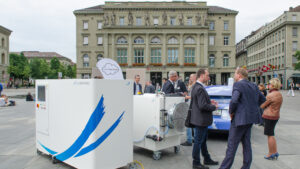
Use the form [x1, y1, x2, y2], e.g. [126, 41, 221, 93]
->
[133, 125, 169, 143]
[133, 160, 144, 169]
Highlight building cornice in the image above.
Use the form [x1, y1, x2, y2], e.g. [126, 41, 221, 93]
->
[102, 25, 209, 29]
[0, 25, 12, 35]
[247, 21, 300, 47]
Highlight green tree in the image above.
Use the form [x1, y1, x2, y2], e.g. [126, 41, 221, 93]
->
[8, 53, 30, 80]
[295, 51, 300, 71]
[49, 57, 61, 79]
[66, 65, 76, 78]
[29, 58, 50, 79]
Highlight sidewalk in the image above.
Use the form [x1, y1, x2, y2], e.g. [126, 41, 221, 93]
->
[2, 88, 35, 97]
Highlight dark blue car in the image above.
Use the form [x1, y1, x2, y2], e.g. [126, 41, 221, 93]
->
[206, 85, 232, 132]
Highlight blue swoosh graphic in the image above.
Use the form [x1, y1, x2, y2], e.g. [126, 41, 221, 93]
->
[38, 141, 57, 155]
[54, 95, 106, 161]
[74, 112, 125, 157]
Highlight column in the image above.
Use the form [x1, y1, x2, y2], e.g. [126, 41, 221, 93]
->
[111, 33, 115, 60]
[128, 33, 132, 66]
[196, 33, 201, 66]
[104, 33, 109, 58]
[179, 33, 184, 65]
[145, 33, 149, 65]
[203, 32, 208, 66]
[216, 73, 221, 85]
[162, 33, 167, 65]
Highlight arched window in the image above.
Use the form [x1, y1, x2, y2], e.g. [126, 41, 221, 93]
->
[1, 53, 5, 64]
[151, 37, 161, 44]
[223, 54, 229, 67]
[184, 36, 195, 44]
[209, 54, 215, 67]
[168, 37, 178, 44]
[1, 38, 4, 47]
[117, 37, 127, 44]
[97, 54, 103, 62]
[83, 54, 89, 67]
[134, 37, 144, 44]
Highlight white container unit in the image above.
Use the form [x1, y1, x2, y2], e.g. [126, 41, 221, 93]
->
[36, 79, 133, 169]
[133, 94, 188, 160]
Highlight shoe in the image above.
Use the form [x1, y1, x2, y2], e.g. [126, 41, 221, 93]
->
[181, 141, 192, 146]
[264, 152, 279, 160]
[193, 163, 209, 169]
[204, 159, 219, 165]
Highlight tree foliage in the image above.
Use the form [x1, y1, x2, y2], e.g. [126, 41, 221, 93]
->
[8, 53, 76, 80]
[295, 51, 300, 71]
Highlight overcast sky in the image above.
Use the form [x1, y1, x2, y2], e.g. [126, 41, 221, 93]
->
[0, 0, 299, 62]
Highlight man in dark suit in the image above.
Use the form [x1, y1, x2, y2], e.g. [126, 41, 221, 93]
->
[191, 69, 219, 169]
[133, 75, 143, 95]
[162, 70, 177, 94]
[219, 68, 266, 169]
[144, 81, 155, 93]
[175, 78, 188, 96]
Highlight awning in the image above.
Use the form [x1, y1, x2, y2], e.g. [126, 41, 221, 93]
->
[291, 73, 300, 78]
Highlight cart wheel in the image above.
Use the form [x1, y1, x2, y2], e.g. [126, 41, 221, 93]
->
[152, 151, 162, 160]
[174, 146, 180, 154]
[52, 156, 59, 164]
[128, 163, 137, 169]
[37, 149, 42, 155]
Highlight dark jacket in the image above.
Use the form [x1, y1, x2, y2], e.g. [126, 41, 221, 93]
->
[230, 79, 266, 127]
[133, 82, 143, 95]
[175, 80, 188, 94]
[144, 84, 155, 93]
[190, 82, 216, 127]
[162, 80, 175, 94]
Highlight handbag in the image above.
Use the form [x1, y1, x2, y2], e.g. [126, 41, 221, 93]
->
[185, 91, 194, 128]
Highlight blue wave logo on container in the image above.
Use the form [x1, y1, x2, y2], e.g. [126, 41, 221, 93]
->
[38, 95, 125, 161]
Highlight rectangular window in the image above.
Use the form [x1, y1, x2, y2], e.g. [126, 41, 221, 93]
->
[223, 57, 229, 67]
[117, 48, 127, 64]
[150, 48, 161, 63]
[293, 41, 298, 51]
[224, 21, 229, 30]
[209, 36, 215, 46]
[184, 48, 195, 63]
[209, 21, 215, 30]
[187, 17, 193, 26]
[97, 36, 103, 45]
[167, 48, 178, 63]
[282, 42, 285, 52]
[224, 36, 229, 46]
[209, 57, 215, 67]
[292, 15, 297, 21]
[83, 36, 88, 45]
[83, 21, 88, 30]
[154, 18, 159, 25]
[119, 17, 125, 26]
[293, 27, 298, 37]
[134, 49, 144, 63]
[136, 17, 142, 26]
[98, 21, 102, 29]
[170, 17, 176, 25]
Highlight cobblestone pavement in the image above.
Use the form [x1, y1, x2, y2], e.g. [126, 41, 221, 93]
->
[0, 90, 299, 169]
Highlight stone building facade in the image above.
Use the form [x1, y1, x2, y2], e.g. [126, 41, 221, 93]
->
[74, 1, 238, 85]
[0, 25, 12, 84]
[246, 6, 300, 88]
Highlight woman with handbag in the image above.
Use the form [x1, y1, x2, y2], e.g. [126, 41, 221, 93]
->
[260, 78, 283, 160]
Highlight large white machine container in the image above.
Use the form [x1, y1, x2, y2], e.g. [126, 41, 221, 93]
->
[133, 94, 188, 160]
[36, 79, 133, 169]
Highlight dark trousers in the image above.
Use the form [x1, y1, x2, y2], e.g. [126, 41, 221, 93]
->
[219, 124, 253, 169]
[192, 126, 211, 165]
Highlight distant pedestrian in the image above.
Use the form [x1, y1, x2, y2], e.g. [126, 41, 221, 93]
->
[181, 73, 196, 146]
[144, 81, 155, 93]
[287, 82, 295, 97]
[26, 92, 34, 101]
[260, 78, 283, 160]
[133, 75, 143, 95]
[258, 83, 267, 97]
[219, 68, 265, 169]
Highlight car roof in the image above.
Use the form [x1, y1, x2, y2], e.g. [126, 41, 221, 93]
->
[205, 85, 232, 96]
